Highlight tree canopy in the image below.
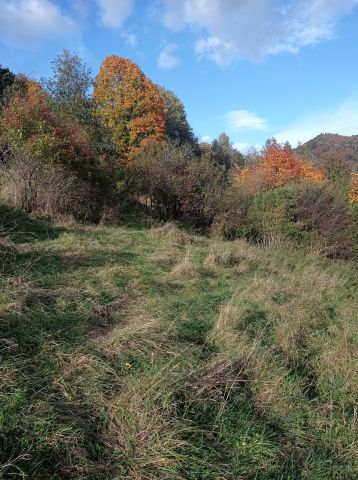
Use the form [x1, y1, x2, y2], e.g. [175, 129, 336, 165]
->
[93, 56, 165, 163]
[159, 87, 196, 146]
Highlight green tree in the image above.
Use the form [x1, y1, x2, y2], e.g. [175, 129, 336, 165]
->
[44, 49, 93, 126]
[211, 132, 244, 169]
[0, 66, 15, 104]
[159, 87, 196, 146]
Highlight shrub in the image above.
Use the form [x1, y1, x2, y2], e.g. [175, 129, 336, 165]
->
[348, 203, 358, 261]
[1, 146, 101, 220]
[245, 186, 309, 244]
[129, 140, 190, 219]
[296, 183, 352, 258]
[180, 155, 227, 228]
[1, 81, 100, 180]
[211, 184, 249, 240]
[130, 141, 227, 227]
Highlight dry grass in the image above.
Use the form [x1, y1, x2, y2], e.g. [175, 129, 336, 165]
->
[169, 247, 197, 278]
[1, 209, 357, 479]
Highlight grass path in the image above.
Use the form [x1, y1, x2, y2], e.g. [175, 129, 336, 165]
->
[1, 207, 357, 479]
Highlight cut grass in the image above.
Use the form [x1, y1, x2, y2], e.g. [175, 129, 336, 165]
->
[0, 208, 357, 479]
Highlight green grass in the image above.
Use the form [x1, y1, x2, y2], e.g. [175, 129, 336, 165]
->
[0, 208, 357, 479]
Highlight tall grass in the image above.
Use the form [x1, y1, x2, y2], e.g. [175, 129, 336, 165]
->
[0, 208, 357, 479]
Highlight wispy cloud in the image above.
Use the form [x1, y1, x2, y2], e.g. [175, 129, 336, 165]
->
[162, 0, 358, 65]
[95, 0, 134, 28]
[0, 0, 78, 48]
[122, 32, 137, 47]
[275, 96, 358, 146]
[223, 110, 268, 131]
[157, 43, 180, 69]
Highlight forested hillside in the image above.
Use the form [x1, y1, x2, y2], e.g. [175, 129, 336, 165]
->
[296, 133, 358, 170]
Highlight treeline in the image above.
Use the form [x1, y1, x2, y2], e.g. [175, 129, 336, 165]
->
[0, 51, 357, 259]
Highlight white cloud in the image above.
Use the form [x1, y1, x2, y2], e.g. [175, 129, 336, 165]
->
[95, 0, 134, 28]
[157, 43, 180, 69]
[275, 96, 358, 146]
[223, 110, 268, 131]
[195, 36, 236, 66]
[0, 0, 78, 48]
[162, 0, 358, 64]
[200, 135, 212, 143]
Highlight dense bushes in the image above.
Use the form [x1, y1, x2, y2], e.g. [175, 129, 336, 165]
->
[1, 145, 101, 220]
[214, 180, 357, 259]
[0, 53, 356, 260]
[129, 140, 227, 227]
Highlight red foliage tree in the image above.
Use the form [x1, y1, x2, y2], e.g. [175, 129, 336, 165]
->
[1, 77, 97, 178]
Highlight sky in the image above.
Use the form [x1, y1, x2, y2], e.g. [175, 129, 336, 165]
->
[0, 0, 358, 152]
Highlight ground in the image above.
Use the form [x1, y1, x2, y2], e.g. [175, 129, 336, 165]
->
[0, 205, 357, 479]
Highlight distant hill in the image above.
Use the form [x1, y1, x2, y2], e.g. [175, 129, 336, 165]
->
[296, 133, 358, 171]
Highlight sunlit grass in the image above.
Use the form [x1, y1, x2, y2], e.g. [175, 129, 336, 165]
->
[1, 206, 357, 479]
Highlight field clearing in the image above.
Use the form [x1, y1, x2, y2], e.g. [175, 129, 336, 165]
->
[1, 206, 357, 479]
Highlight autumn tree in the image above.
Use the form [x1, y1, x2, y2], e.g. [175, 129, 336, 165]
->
[159, 87, 196, 146]
[1, 78, 97, 178]
[93, 56, 165, 163]
[239, 138, 326, 193]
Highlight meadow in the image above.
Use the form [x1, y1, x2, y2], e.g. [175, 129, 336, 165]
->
[1, 205, 357, 479]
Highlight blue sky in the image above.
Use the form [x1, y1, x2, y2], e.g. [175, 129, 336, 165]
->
[0, 0, 358, 151]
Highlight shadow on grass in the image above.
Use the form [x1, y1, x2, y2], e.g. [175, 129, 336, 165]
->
[0, 203, 63, 243]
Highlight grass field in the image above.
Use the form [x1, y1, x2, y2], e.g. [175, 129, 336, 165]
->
[0, 205, 357, 479]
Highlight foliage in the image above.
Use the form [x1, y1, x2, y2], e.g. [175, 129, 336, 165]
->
[44, 49, 93, 126]
[180, 154, 227, 227]
[211, 132, 244, 169]
[159, 86, 196, 146]
[1, 145, 100, 220]
[296, 133, 358, 171]
[239, 138, 326, 193]
[93, 56, 165, 163]
[211, 184, 249, 239]
[1, 78, 99, 179]
[295, 183, 353, 257]
[245, 186, 307, 244]
[0, 65, 15, 103]
[129, 140, 193, 219]
[130, 141, 227, 226]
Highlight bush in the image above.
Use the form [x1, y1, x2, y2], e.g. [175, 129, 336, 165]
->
[180, 155, 227, 228]
[241, 186, 308, 245]
[348, 203, 358, 261]
[296, 183, 352, 258]
[130, 141, 227, 228]
[213, 180, 355, 258]
[129, 140, 191, 219]
[1, 81, 102, 181]
[1, 146, 102, 220]
[211, 184, 249, 240]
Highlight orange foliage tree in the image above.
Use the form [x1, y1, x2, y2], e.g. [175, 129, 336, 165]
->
[93, 56, 165, 163]
[239, 139, 326, 193]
